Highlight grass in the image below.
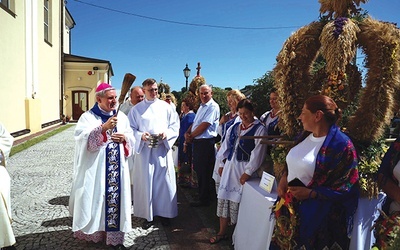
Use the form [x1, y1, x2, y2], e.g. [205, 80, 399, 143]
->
[10, 124, 74, 156]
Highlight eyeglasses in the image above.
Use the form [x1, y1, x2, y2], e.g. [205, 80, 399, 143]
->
[146, 88, 158, 92]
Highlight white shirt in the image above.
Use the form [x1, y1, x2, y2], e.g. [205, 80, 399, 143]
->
[286, 133, 326, 186]
[191, 98, 220, 139]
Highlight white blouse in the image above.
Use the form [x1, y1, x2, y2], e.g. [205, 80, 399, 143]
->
[286, 133, 326, 186]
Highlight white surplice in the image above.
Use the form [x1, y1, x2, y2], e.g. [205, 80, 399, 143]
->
[0, 122, 15, 248]
[0, 167, 15, 248]
[128, 98, 179, 221]
[69, 111, 134, 234]
[216, 120, 268, 203]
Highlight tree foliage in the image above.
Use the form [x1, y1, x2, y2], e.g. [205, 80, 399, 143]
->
[212, 86, 229, 116]
[247, 71, 275, 118]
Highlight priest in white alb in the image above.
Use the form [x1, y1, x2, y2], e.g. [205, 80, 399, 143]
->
[128, 78, 180, 229]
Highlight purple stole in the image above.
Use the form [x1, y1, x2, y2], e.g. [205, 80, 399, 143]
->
[105, 132, 121, 231]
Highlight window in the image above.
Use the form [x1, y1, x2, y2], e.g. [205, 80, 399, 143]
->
[0, 0, 15, 16]
[44, 0, 52, 44]
[0, 0, 9, 8]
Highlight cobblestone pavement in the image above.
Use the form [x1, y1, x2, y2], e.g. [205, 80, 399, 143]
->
[7, 125, 234, 250]
[7, 125, 170, 250]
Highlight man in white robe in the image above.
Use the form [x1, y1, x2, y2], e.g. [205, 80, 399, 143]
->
[0, 122, 16, 250]
[128, 78, 179, 229]
[118, 86, 144, 205]
[69, 83, 134, 250]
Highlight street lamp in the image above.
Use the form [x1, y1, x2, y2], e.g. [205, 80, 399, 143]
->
[183, 63, 191, 92]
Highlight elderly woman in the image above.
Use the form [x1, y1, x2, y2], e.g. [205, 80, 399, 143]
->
[374, 136, 400, 248]
[271, 95, 359, 249]
[210, 99, 268, 244]
[212, 89, 245, 191]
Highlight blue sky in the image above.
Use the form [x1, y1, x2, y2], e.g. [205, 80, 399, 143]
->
[66, 0, 400, 92]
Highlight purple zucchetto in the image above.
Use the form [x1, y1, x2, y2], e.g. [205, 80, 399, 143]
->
[96, 83, 113, 93]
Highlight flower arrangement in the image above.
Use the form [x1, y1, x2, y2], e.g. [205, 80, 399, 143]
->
[372, 210, 400, 250]
[270, 143, 291, 179]
[356, 139, 389, 198]
[322, 71, 348, 105]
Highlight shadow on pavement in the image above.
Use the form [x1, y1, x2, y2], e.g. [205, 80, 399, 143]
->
[48, 196, 69, 206]
[165, 185, 234, 250]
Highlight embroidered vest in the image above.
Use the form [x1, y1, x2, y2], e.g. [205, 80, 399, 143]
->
[262, 112, 280, 136]
[221, 115, 238, 142]
[227, 122, 262, 162]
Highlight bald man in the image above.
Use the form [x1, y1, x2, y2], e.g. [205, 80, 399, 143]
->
[119, 86, 144, 115]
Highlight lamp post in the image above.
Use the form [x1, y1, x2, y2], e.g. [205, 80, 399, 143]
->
[183, 63, 191, 92]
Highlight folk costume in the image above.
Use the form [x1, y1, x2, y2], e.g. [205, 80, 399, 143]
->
[128, 98, 180, 222]
[218, 112, 241, 143]
[259, 110, 282, 176]
[272, 125, 359, 249]
[260, 110, 281, 137]
[216, 119, 267, 224]
[260, 110, 281, 135]
[212, 112, 241, 191]
[0, 122, 15, 249]
[69, 102, 134, 246]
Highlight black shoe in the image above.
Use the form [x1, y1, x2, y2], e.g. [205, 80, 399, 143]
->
[142, 220, 154, 230]
[160, 217, 171, 226]
[190, 201, 210, 207]
[112, 244, 127, 250]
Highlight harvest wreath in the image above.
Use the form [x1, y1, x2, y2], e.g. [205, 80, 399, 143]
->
[271, 0, 400, 198]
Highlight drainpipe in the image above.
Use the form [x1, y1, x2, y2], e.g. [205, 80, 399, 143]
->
[60, 0, 65, 122]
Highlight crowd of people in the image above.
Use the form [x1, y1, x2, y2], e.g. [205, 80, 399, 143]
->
[68, 80, 277, 248]
[4, 79, 400, 249]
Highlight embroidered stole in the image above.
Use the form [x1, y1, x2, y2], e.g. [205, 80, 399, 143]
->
[90, 103, 121, 231]
[105, 131, 121, 231]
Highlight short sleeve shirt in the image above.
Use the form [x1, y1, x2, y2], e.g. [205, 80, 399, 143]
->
[191, 98, 220, 139]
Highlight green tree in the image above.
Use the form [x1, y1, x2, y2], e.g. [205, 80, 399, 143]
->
[248, 71, 275, 118]
[211, 86, 229, 116]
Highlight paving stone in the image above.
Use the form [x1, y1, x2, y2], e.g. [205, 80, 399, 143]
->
[6, 124, 235, 250]
[7, 125, 170, 250]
